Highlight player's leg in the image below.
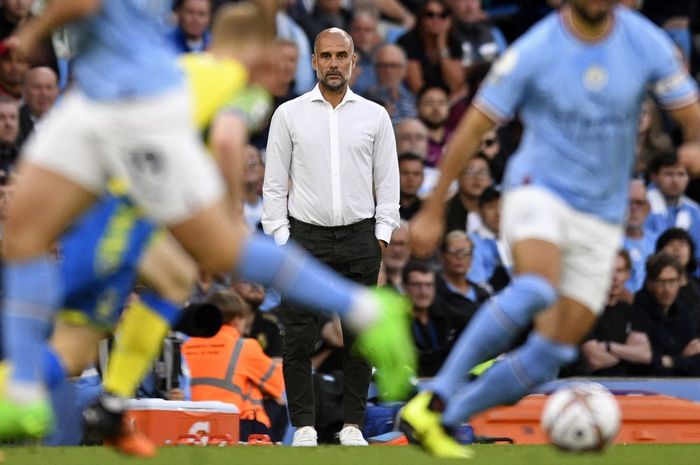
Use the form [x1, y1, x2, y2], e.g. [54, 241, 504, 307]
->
[424, 187, 562, 400]
[438, 208, 621, 430]
[0, 91, 105, 438]
[101, 232, 197, 401]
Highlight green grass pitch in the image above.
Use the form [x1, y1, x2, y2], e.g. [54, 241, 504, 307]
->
[2, 444, 700, 465]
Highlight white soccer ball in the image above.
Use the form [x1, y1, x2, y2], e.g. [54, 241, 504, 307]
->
[540, 382, 621, 452]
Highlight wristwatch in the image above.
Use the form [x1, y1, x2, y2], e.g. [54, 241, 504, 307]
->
[439, 48, 450, 59]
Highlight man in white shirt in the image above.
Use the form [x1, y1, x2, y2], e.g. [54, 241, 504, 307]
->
[263, 27, 400, 448]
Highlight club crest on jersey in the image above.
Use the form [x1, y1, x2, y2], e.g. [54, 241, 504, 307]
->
[583, 65, 608, 92]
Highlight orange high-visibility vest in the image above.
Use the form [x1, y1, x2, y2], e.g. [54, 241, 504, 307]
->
[183, 325, 284, 427]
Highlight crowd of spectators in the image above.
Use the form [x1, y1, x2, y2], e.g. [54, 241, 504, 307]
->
[2, 0, 700, 445]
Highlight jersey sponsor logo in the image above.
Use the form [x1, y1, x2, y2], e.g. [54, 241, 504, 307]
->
[583, 65, 608, 92]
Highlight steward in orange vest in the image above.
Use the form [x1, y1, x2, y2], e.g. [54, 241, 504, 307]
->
[183, 290, 285, 440]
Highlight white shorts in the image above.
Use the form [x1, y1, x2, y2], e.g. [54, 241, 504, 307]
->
[501, 185, 623, 314]
[24, 87, 225, 224]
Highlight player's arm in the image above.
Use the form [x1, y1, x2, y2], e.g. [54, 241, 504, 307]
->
[410, 107, 495, 257]
[8, 0, 101, 57]
[210, 112, 248, 220]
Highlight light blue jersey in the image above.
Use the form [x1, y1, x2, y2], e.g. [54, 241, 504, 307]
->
[70, 0, 182, 100]
[476, 7, 698, 224]
[623, 233, 656, 292]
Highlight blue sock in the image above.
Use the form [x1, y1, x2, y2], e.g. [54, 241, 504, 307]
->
[2, 255, 62, 385]
[441, 333, 578, 428]
[234, 233, 357, 317]
[139, 291, 180, 326]
[427, 274, 556, 398]
[43, 346, 67, 390]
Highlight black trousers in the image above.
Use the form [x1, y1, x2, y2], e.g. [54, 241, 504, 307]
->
[282, 217, 381, 427]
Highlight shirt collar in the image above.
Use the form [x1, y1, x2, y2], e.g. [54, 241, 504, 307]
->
[309, 83, 359, 106]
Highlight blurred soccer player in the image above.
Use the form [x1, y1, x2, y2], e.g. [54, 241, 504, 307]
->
[401, 0, 700, 458]
[0, 0, 414, 442]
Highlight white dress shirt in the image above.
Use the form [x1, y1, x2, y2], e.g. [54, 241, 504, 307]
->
[262, 84, 400, 245]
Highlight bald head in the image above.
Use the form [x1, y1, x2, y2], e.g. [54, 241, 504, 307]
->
[23, 67, 59, 118]
[314, 28, 354, 55]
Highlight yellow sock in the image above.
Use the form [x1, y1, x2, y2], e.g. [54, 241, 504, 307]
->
[103, 299, 169, 398]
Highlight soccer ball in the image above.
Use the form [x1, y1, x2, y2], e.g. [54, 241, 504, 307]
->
[541, 382, 621, 452]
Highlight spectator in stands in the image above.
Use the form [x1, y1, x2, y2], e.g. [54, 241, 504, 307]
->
[364, 44, 416, 123]
[627, 253, 700, 377]
[469, 185, 509, 291]
[0, 96, 19, 172]
[242, 145, 264, 231]
[381, 220, 411, 293]
[655, 228, 700, 335]
[275, 0, 315, 94]
[183, 290, 285, 442]
[169, 0, 212, 54]
[445, 153, 492, 234]
[296, 0, 352, 48]
[232, 279, 284, 360]
[395, 117, 429, 157]
[18, 66, 59, 147]
[417, 84, 452, 167]
[396, 0, 464, 96]
[394, 117, 441, 197]
[646, 152, 700, 271]
[446, 0, 506, 71]
[349, 10, 383, 95]
[0, 50, 29, 99]
[477, 127, 509, 184]
[404, 261, 454, 377]
[624, 179, 656, 295]
[249, 39, 299, 150]
[434, 230, 489, 335]
[635, 97, 674, 177]
[399, 152, 424, 220]
[0, 0, 31, 39]
[581, 250, 635, 376]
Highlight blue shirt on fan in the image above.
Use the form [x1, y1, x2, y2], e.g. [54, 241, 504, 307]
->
[475, 6, 698, 225]
[69, 0, 183, 100]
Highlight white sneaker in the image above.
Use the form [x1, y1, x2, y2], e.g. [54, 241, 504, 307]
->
[292, 426, 318, 447]
[338, 425, 368, 446]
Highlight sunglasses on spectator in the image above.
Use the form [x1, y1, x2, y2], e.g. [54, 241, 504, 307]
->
[424, 11, 449, 19]
[445, 248, 473, 257]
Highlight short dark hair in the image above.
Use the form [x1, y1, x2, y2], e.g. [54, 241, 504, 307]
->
[401, 260, 434, 286]
[398, 152, 424, 165]
[655, 227, 697, 275]
[645, 252, 683, 282]
[478, 185, 500, 208]
[417, 84, 450, 105]
[649, 152, 681, 174]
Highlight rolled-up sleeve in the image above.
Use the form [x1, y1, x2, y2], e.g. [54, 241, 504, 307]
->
[262, 106, 293, 243]
[372, 108, 400, 244]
